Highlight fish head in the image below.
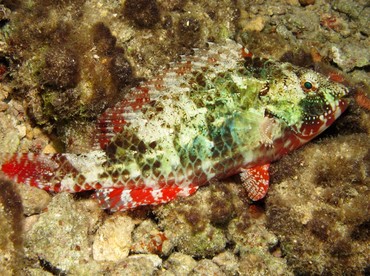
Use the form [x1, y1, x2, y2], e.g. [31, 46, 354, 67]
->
[260, 62, 349, 142]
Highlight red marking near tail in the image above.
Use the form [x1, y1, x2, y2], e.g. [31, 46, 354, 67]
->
[158, 186, 182, 202]
[108, 187, 125, 208]
[1, 154, 55, 188]
[130, 188, 156, 204]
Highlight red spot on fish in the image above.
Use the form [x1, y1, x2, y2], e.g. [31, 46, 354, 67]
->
[53, 183, 61, 192]
[130, 188, 155, 204]
[74, 184, 82, 192]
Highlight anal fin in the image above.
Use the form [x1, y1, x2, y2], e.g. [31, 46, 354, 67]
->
[240, 164, 270, 201]
[94, 185, 199, 211]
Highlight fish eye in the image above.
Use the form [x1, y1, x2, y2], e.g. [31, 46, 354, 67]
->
[301, 80, 317, 92]
[304, 82, 312, 89]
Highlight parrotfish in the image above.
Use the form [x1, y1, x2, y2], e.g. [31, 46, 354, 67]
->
[1, 40, 349, 211]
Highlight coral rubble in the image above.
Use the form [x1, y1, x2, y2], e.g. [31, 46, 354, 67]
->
[267, 134, 370, 275]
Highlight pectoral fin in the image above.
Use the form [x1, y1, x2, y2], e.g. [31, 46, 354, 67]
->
[240, 164, 270, 201]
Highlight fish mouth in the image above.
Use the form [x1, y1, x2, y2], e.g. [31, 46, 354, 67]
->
[263, 83, 350, 141]
[320, 84, 351, 123]
[296, 97, 349, 139]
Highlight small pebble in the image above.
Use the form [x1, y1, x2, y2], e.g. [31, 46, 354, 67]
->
[243, 16, 265, 32]
[93, 213, 135, 262]
[17, 185, 51, 215]
[0, 101, 8, 111]
[163, 252, 197, 275]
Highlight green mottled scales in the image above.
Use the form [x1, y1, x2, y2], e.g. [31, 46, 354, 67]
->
[104, 65, 264, 185]
[98, 41, 347, 195]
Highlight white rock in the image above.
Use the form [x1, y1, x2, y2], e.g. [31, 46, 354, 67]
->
[93, 213, 135, 262]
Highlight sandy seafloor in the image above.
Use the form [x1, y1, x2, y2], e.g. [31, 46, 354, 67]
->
[0, 0, 369, 275]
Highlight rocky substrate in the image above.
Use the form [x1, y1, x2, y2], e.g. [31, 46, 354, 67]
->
[0, 0, 369, 274]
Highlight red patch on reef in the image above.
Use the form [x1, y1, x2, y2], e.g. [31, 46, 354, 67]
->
[0, 64, 7, 79]
[131, 232, 167, 254]
[320, 14, 340, 31]
[241, 48, 253, 58]
[328, 72, 345, 83]
[355, 90, 370, 111]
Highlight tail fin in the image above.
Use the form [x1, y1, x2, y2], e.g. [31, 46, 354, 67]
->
[1, 151, 106, 193]
[1, 153, 76, 192]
